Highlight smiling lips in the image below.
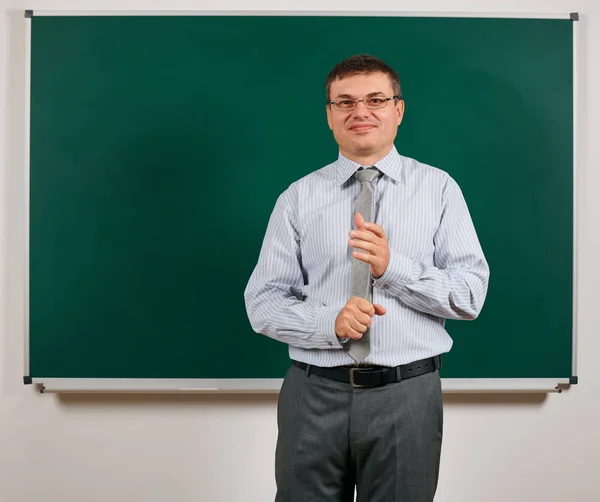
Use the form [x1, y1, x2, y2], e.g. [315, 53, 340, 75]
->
[349, 123, 376, 132]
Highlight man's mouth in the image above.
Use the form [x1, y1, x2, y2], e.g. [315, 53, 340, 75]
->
[349, 124, 376, 132]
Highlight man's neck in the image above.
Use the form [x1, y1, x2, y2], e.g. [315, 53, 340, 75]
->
[340, 145, 394, 167]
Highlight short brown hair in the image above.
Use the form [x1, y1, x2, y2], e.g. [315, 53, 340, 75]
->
[325, 54, 402, 103]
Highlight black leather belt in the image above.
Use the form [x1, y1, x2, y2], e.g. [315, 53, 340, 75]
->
[292, 355, 441, 388]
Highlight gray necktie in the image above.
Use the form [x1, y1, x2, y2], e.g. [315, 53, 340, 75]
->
[345, 167, 381, 363]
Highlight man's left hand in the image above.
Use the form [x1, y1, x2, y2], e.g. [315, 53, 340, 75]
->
[348, 213, 390, 279]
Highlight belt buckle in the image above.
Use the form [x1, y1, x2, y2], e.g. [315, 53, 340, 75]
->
[349, 367, 368, 388]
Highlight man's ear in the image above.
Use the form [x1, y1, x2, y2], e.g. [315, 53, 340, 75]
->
[326, 105, 333, 130]
[396, 100, 405, 126]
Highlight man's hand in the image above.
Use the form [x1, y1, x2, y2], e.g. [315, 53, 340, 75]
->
[348, 213, 390, 279]
[335, 296, 387, 340]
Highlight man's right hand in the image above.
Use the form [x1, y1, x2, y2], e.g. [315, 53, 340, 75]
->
[335, 296, 387, 340]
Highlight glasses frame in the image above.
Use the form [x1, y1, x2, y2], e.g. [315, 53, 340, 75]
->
[328, 95, 401, 111]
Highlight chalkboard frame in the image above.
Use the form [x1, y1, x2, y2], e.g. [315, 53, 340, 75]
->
[23, 9, 580, 393]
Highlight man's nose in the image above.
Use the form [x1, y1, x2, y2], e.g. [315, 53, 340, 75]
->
[351, 100, 371, 118]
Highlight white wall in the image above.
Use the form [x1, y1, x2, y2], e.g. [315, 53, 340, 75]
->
[1, 0, 599, 500]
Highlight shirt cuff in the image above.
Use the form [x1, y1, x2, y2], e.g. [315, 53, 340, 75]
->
[373, 251, 417, 290]
[314, 306, 343, 349]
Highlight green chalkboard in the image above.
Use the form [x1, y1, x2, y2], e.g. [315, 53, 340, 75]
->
[27, 13, 575, 389]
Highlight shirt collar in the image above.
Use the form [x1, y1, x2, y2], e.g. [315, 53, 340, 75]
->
[335, 145, 404, 186]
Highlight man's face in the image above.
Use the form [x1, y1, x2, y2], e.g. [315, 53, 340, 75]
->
[326, 72, 404, 162]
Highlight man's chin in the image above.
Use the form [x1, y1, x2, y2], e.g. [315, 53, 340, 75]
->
[349, 143, 378, 154]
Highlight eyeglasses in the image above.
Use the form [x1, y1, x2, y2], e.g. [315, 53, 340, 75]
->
[328, 95, 400, 111]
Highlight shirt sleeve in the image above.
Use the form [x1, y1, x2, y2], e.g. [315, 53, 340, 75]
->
[372, 178, 490, 320]
[243, 186, 343, 349]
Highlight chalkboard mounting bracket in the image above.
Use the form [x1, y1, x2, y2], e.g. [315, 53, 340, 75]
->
[570, 12, 579, 21]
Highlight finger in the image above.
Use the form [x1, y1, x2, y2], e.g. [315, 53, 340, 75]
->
[349, 239, 377, 254]
[352, 250, 375, 264]
[355, 298, 376, 316]
[363, 222, 386, 238]
[354, 212, 366, 229]
[354, 311, 373, 326]
[373, 304, 387, 316]
[347, 328, 364, 340]
[348, 316, 369, 334]
[340, 324, 364, 340]
[349, 229, 378, 243]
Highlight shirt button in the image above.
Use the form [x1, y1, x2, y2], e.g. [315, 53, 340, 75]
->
[328, 342, 333, 346]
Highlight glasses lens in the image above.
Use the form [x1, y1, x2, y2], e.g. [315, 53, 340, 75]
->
[366, 97, 387, 109]
[334, 99, 356, 111]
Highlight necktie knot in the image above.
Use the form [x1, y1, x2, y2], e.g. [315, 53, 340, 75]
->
[354, 167, 381, 184]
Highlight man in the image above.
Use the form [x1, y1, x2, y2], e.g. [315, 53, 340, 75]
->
[244, 54, 489, 502]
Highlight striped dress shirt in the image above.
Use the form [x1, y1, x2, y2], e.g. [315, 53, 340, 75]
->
[244, 146, 490, 367]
